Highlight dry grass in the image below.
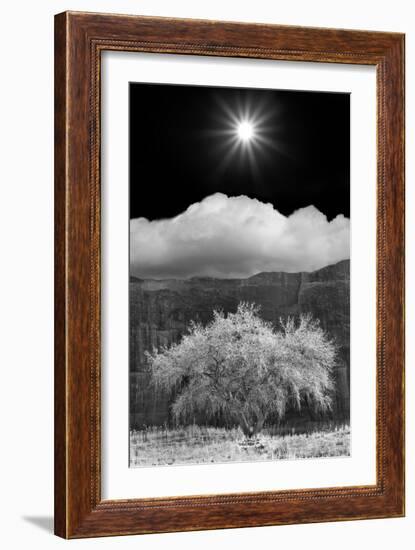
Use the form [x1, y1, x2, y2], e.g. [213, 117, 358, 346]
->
[129, 424, 350, 467]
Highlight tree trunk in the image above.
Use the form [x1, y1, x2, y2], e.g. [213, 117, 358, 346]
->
[254, 414, 265, 435]
[238, 412, 265, 438]
[239, 416, 254, 437]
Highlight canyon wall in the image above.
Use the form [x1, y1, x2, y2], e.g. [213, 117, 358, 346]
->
[130, 260, 350, 429]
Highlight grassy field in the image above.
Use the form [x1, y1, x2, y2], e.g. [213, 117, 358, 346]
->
[129, 424, 350, 467]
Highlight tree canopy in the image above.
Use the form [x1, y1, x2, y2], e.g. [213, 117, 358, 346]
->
[146, 303, 336, 436]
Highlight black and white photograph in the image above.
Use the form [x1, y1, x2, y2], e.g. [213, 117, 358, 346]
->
[129, 82, 350, 467]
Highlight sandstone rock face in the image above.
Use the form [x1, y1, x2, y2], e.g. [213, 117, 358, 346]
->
[130, 260, 350, 428]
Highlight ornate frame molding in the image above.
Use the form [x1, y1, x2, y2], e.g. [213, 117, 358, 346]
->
[55, 11, 405, 538]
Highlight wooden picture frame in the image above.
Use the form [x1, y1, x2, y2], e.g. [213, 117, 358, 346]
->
[54, 11, 405, 538]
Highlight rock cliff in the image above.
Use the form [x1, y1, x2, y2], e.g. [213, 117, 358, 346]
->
[130, 259, 350, 428]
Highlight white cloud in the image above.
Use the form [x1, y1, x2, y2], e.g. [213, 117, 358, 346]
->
[130, 193, 350, 279]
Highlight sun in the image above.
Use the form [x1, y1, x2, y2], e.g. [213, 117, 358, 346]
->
[208, 94, 284, 179]
[237, 121, 255, 142]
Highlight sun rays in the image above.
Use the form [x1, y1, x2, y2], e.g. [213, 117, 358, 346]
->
[206, 91, 287, 180]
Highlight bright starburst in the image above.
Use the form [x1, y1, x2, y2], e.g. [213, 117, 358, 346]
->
[207, 92, 285, 180]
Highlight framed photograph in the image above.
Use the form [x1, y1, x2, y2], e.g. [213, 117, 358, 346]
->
[54, 11, 405, 538]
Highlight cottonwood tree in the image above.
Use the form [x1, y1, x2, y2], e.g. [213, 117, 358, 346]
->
[146, 303, 336, 437]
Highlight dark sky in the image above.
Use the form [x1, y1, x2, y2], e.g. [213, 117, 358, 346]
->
[129, 83, 350, 221]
